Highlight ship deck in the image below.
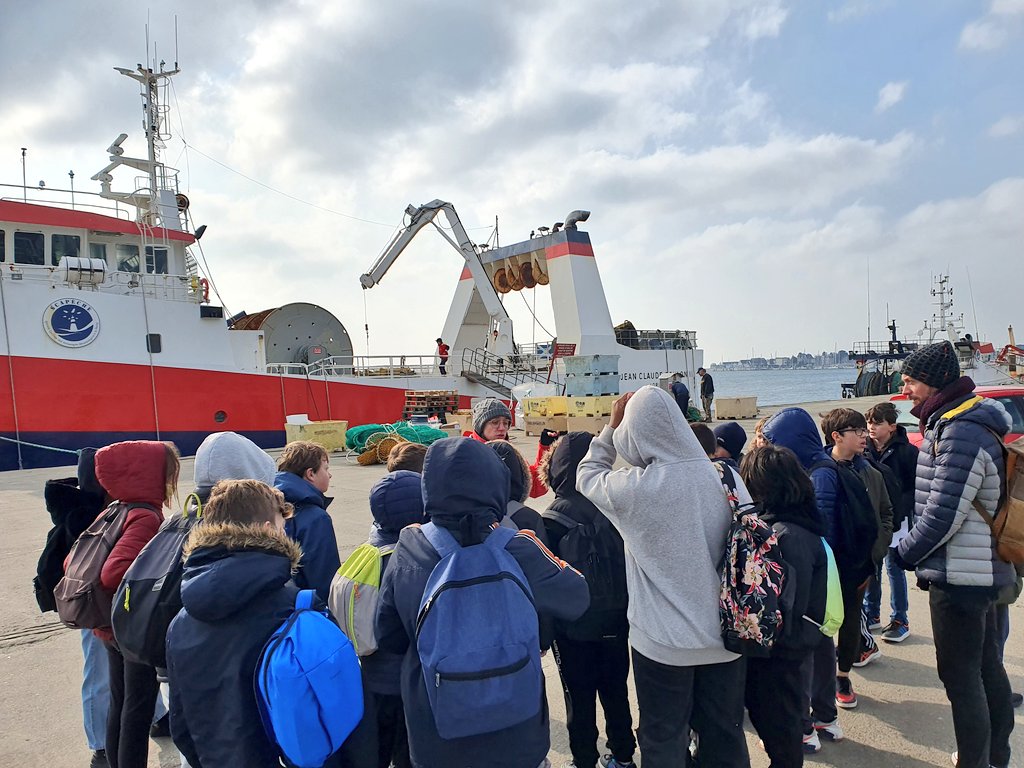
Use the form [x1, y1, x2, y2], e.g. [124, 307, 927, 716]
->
[2, 392, 1022, 767]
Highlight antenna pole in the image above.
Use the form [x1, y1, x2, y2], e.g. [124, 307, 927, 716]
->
[69, 170, 75, 209]
[866, 254, 871, 348]
[20, 147, 27, 202]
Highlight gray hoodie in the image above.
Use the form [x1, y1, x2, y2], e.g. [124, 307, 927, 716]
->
[577, 385, 739, 667]
[193, 432, 277, 494]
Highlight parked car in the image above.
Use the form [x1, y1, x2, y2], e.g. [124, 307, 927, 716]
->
[891, 385, 1024, 447]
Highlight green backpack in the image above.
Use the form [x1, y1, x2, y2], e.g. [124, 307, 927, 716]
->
[328, 543, 395, 656]
[816, 538, 844, 637]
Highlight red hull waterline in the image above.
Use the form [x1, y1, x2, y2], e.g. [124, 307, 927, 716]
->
[0, 355, 457, 471]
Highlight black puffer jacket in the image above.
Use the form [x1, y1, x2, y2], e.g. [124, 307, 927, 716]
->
[868, 425, 919, 531]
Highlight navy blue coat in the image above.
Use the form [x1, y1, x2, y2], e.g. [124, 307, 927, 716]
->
[762, 408, 838, 546]
[166, 522, 301, 768]
[376, 438, 589, 768]
[362, 470, 426, 696]
[275, 471, 340, 603]
[868, 425, 919, 530]
[898, 393, 1015, 591]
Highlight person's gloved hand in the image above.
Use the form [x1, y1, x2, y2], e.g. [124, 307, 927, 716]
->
[539, 429, 560, 447]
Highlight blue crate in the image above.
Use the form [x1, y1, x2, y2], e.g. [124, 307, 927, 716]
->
[561, 354, 620, 377]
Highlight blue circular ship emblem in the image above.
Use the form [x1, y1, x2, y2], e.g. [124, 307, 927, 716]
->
[43, 298, 101, 348]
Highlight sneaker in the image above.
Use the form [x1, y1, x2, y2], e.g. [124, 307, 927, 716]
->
[853, 644, 882, 667]
[89, 751, 109, 768]
[814, 718, 845, 741]
[867, 616, 883, 630]
[150, 713, 170, 738]
[598, 757, 635, 768]
[836, 676, 858, 709]
[802, 729, 822, 754]
[881, 620, 910, 643]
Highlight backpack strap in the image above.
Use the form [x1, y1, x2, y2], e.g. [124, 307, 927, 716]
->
[294, 589, 316, 611]
[421, 522, 460, 559]
[484, 525, 516, 551]
[184, 493, 202, 520]
[542, 509, 578, 530]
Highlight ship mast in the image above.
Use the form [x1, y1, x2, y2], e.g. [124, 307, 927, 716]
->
[925, 273, 964, 343]
[90, 61, 184, 232]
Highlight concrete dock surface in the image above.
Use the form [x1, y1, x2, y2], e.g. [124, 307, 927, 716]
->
[2, 393, 1021, 767]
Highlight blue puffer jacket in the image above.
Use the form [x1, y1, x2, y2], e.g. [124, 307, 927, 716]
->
[167, 522, 302, 768]
[274, 471, 340, 602]
[897, 394, 1015, 591]
[376, 438, 590, 768]
[762, 408, 837, 546]
[362, 471, 426, 696]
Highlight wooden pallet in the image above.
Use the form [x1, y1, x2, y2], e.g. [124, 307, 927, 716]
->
[403, 389, 459, 418]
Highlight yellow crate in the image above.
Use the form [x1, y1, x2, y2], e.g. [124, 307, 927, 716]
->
[522, 396, 568, 417]
[284, 420, 349, 452]
[567, 395, 617, 417]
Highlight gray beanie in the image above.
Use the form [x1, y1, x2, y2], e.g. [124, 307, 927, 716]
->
[472, 398, 512, 437]
[194, 431, 277, 489]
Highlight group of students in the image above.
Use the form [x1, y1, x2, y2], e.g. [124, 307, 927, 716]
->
[39, 340, 1018, 768]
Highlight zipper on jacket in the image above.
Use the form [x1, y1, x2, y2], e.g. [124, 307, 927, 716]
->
[415, 572, 533, 638]
[434, 655, 531, 686]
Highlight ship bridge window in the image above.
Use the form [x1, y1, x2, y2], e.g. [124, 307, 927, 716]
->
[0, 230, 5, 262]
[116, 243, 140, 273]
[51, 234, 81, 265]
[89, 243, 107, 263]
[145, 246, 168, 275]
[14, 231, 44, 265]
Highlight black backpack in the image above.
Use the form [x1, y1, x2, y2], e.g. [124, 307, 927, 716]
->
[543, 503, 628, 641]
[810, 459, 878, 574]
[111, 494, 203, 668]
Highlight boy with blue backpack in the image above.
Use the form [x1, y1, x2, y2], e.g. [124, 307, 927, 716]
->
[332, 470, 426, 768]
[166, 479, 305, 767]
[375, 437, 590, 768]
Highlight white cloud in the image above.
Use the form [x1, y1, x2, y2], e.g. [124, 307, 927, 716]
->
[740, 3, 790, 40]
[989, 116, 1024, 138]
[875, 81, 907, 113]
[827, 1, 883, 23]
[959, 0, 1024, 50]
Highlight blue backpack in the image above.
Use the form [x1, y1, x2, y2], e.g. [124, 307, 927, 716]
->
[417, 522, 542, 740]
[254, 590, 363, 768]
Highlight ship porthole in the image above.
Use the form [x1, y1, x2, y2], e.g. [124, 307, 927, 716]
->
[214, 410, 227, 423]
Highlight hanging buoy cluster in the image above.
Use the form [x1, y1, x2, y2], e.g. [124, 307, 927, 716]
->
[483, 250, 549, 294]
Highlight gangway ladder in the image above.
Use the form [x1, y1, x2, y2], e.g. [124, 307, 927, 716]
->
[460, 348, 557, 400]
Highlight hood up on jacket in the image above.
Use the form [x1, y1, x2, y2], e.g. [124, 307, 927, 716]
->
[273, 470, 332, 509]
[369, 470, 426, 540]
[486, 440, 530, 503]
[179, 521, 302, 623]
[194, 432, 276, 493]
[422, 437, 509, 545]
[761, 408, 831, 470]
[541, 431, 593, 497]
[614, 385, 709, 467]
[95, 440, 170, 508]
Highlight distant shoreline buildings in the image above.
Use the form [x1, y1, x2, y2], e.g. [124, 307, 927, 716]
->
[710, 351, 855, 371]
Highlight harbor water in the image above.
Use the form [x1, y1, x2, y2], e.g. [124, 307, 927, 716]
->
[709, 367, 856, 406]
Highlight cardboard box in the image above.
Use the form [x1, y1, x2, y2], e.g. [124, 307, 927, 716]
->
[565, 414, 610, 435]
[448, 409, 475, 434]
[284, 420, 349, 452]
[714, 396, 758, 420]
[524, 414, 568, 436]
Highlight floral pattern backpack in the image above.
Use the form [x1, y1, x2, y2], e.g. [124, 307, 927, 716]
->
[716, 463, 789, 657]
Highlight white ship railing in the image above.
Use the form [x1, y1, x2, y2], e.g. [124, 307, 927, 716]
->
[267, 355, 443, 378]
[1, 184, 136, 221]
[0, 262, 204, 303]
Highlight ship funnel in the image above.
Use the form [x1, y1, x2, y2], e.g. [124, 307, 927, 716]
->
[564, 210, 590, 230]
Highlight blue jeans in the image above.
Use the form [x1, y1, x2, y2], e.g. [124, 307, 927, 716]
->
[82, 630, 110, 750]
[864, 547, 909, 625]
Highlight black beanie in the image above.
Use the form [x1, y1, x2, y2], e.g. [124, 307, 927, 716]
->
[901, 341, 960, 389]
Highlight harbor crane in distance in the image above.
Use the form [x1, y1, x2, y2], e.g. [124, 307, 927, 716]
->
[359, 199, 515, 356]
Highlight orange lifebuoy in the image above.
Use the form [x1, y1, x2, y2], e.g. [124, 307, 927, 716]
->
[199, 277, 210, 303]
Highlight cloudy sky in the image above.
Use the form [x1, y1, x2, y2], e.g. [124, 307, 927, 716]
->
[2, 0, 1022, 362]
